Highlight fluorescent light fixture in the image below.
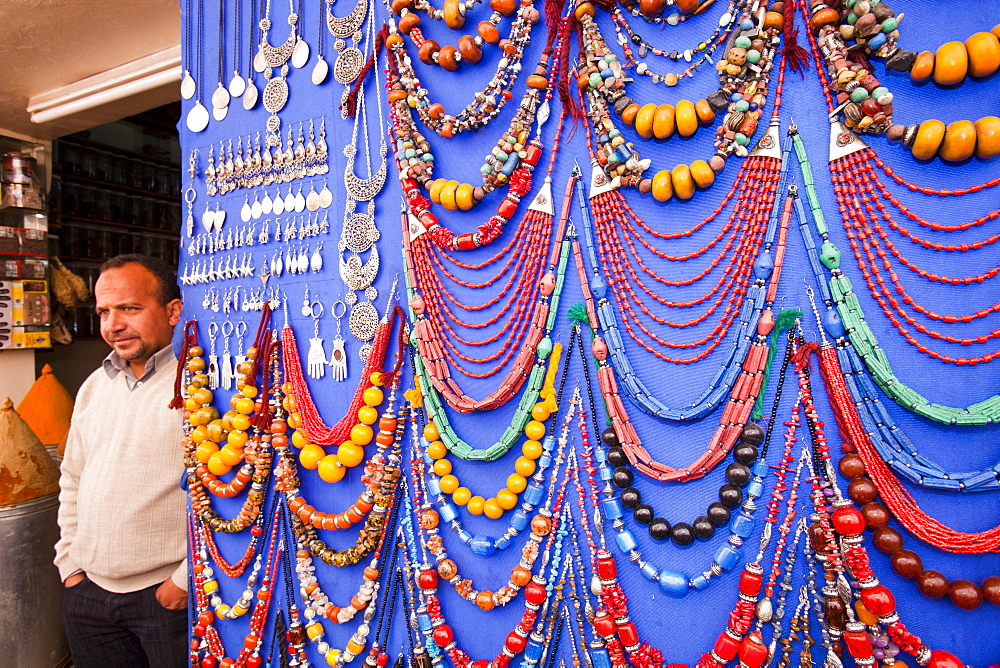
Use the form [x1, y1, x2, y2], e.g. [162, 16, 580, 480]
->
[27, 46, 180, 125]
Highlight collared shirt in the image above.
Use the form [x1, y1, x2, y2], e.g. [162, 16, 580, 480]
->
[102, 344, 175, 391]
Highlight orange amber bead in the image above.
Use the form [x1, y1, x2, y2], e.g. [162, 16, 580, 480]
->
[653, 104, 676, 140]
[458, 35, 482, 65]
[398, 13, 420, 34]
[531, 514, 552, 535]
[675, 99, 698, 137]
[438, 45, 459, 72]
[635, 103, 657, 139]
[671, 163, 695, 200]
[651, 169, 673, 202]
[573, 2, 594, 19]
[810, 7, 838, 32]
[639, 0, 663, 17]
[438, 559, 458, 579]
[420, 508, 440, 529]
[391, 0, 412, 13]
[933, 41, 968, 85]
[910, 51, 935, 82]
[478, 21, 500, 44]
[694, 99, 715, 124]
[966, 32, 1000, 78]
[490, 0, 516, 15]
[476, 591, 496, 610]
[940, 120, 977, 162]
[621, 103, 640, 126]
[762, 10, 784, 30]
[912, 119, 947, 160]
[511, 566, 532, 586]
[975, 116, 1000, 159]
[443, 0, 465, 29]
[423, 422, 440, 441]
[676, 0, 697, 12]
[418, 40, 439, 65]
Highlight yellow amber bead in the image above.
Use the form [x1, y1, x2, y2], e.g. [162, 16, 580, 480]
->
[218, 446, 244, 467]
[855, 600, 879, 626]
[506, 473, 527, 494]
[522, 439, 543, 459]
[337, 441, 366, 468]
[674, 100, 698, 137]
[203, 580, 219, 594]
[634, 104, 658, 139]
[439, 474, 460, 494]
[689, 160, 715, 189]
[206, 452, 231, 476]
[356, 405, 379, 425]
[299, 443, 327, 469]
[290, 428, 309, 449]
[195, 441, 219, 464]
[671, 164, 695, 200]
[318, 455, 346, 483]
[496, 488, 518, 509]
[966, 32, 1000, 77]
[652, 104, 676, 140]
[452, 487, 472, 505]
[483, 499, 504, 519]
[467, 496, 486, 515]
[423, 422, 440, 441]
[975, 116, 1000, 159]
[455, 183, 476, 211]
[530, 403, 550, 421]
[524, 420, 545, 440]
[933, 41, 968, 85]
[427, 439, 448, 459]
[939, 120, 977, 162]
[306, 622, 325, 640]
[651, 169, 673, 202]
[432, 458, 453, 476]
[910, 51, 935, 82]
[694, 99, 715, 124]
[440, 180, 460, 211]
[428, 178, 447, 203]
[325, 650, 341, 666]
[911, 119, 947, 160]
[514, 456, 537, 477]
[349, 423, 373, 445]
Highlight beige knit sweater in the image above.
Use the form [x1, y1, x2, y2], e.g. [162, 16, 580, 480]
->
[54, 349, 188, 593]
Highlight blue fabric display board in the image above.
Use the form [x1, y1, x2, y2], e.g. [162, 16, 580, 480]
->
[177, 0, 1000, 664]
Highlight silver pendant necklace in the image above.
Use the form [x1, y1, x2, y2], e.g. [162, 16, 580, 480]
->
[185, 0, 210, 132]
[312, 0, 330, 85]
[228, 0, 247, 97]
[260, 0, 299, 148]
[211, 0, 231, 118]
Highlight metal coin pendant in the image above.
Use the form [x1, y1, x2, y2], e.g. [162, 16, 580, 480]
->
[186, 100, 210, 132]
[349, 302, 379, 341]
[212, 104, 229, 122]
[318, 184, 333, 208]
[228, 72, 247, 97]
[262, 77, 289, 114]
[201, 205, 215, 232]
[291, 38, 310, 69]
[212, 83, 231, 109]
[333, 47, 363, 84]
[181, 71, 196, 99]
[306, 187, 321, 211]
[311, 55, 329, 85]
[253, 49, 267, 73]
[243, 79, 259, 110]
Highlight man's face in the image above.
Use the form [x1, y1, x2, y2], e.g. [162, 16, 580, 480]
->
[95, 264, 182, 365]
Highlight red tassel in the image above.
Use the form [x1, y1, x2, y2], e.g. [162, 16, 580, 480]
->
[342, 23, 390, 118]
[169, 320, 198, 409]
[792, 339, 818, 367]
[782, 0, 810, 73]
[555, 18, 584, 129]
[543, 0, 567, 52]
[249, 334, 275, 430]
[244, 301, 273, 388]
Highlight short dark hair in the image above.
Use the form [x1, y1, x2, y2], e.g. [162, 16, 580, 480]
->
[100, 254, 181, 305]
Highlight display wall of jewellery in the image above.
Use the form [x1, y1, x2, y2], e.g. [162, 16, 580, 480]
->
[176, 0, 1000, 665]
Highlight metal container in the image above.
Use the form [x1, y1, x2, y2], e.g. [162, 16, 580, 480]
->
[0, 493, 70, 667]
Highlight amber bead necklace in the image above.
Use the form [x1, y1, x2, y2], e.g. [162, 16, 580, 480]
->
[391, 0, 516, 73]
[803, 0, 1000, 164]
[796, 346, 968, 668]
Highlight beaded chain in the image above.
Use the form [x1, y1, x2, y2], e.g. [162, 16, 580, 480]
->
[797, 192, 1000, 492]
[416, 384, 578, 557]
[794, 339, 967, 668]
[791, 122, 1000, 422]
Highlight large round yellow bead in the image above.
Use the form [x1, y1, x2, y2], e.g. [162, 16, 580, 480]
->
[227, 429, 248, 448]
[690, 160, 715, 189]
[427, 440, 448, 459]
[432, 458, 453, 477]
[652, 104, 676, 140]
[514, 456, 537, 477]
[483, 499, 504, 519]
[671, 164, 695, 200]
[206, 451, 232, 476]
[337, 441, 366, 468]
[452, 487, 472, 505]
[318, 455, 346, 483]
[911, 119, 946, 160]
[291, 429, 309, 449]
[218, 445, 244, 467]
[634, 103, 657, 139]
[530, 403, 550, 422]
[234, 397, 255, 415]
[496, 488, 518, 510]
[195, 441, 219, 464]
[939, 120, 977, 162]
[423, 422, 440, 441]
[522, 439, 543, 459]
[350, 424, 374, 445]
[975, 116, 1000, 159]
[467, 496, 486, 515]
[524, 420, 545, 441]
[651, 169, 673, 202]
[300, 443, 327, 469]
[674, 99, 698, 137]
[362, 387, 384, 407]
[356, 405, 379, 425]
[439, 474, 460, 494]
[506, 473, 527, 494]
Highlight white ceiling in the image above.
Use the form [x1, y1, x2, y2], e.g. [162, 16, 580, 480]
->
[0, 0, 180, 140]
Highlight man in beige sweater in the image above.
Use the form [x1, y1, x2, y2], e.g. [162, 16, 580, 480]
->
[55, 254, 188, 667]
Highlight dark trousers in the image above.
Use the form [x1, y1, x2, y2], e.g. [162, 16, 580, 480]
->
[61, 577, 187, 668]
